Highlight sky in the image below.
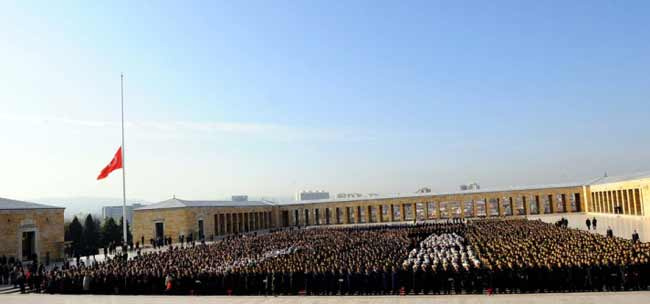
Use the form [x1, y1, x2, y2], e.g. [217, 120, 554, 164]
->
[1, 1, 649, 212]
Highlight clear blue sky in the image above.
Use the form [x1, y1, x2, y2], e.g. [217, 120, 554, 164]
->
[1, 1, 649, 206]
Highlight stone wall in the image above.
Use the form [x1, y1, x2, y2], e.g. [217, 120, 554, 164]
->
[133, 208, 189, 245]
[133, 206, 274, 244]
[0, 208, 64, 262]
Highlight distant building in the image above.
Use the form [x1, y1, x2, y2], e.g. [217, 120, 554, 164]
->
[296, 190, 330, 201]
[336, 193, 363, 199]
[231, 195, 248, 202]
[416, 187, 432, 193]
[459, 183, 481, 191]
[102, 203, 143, 224]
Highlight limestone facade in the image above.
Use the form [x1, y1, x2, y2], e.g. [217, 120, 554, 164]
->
[589, 176, 649, 216]
[0, 208, 65, 262]
[132, 173, 649, 243]
[133, 206, 274, 244]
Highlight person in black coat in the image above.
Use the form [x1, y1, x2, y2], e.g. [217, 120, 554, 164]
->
[381, 265, 390, 295]
[390, 266, 399, 294]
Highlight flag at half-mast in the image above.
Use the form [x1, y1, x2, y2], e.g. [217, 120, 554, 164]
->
[97, 146, 123, 180]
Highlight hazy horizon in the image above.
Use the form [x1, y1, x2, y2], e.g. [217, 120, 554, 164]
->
[2, 1, 649, 209]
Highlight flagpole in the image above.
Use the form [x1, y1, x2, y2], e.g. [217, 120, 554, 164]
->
[120, 73, 128, 245]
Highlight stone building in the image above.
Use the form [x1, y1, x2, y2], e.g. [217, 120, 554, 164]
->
[132, 198, 275, 244]
[0, 197, 65, 263]
[133, 172, 649, 244]
[588, 172, 650, 216]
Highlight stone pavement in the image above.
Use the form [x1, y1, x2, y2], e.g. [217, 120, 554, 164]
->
[1, 292, 649, 304]
[530, 213, 650, 242]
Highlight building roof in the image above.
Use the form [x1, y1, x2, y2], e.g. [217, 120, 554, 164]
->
[275, 181, 586, 206]
[0, 197, 64, 210]
[588, 171, 650, 185]
[134, 197, 276, 211]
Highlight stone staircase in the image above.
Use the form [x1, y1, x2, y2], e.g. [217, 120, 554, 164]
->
[0, 284, 32, 294]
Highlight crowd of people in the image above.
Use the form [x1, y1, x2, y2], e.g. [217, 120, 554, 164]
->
[466, 219, 650, 293]
[1, 256, 47, 293]
[7, 218, 650, 295]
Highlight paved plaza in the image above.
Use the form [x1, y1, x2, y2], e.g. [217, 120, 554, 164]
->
[531, 213, 650, 242]
[1, 292, 650, 304]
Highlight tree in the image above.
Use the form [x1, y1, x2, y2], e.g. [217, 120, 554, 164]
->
[118, 217, 133, 245]
[67, 216, 84, 257]
[101, 217, 121, 247]
[83, 214, 100, 255]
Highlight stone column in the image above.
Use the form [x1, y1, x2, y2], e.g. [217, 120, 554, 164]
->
[599, 192, 604, 214]
[630, 190, 638, 215]
[229, 213, 234, 234]
[423, 202, 429, 220]
[548, 195, 555, 214]
[625, 190, 631, 215]
[400, 204, 406, 221]
[508, 197, 514, 215]
[435, 201, 441, 218]
[366, 205, 372, 223]
[497, 198, 504, 216]
[562, 194, 568, 213]
[389, 205, 395, 222]
[523, 196, 529, 215]
[226, 213, 231, 234]
[472, 200, 478, 217]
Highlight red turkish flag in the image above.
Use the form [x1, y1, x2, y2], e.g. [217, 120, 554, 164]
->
[97, 147, 123, 180]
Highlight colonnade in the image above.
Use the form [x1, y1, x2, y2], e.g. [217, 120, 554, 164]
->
[213, 211, 273, 236]
[281, 191, 583, 227]
[590, 188, 643, 216]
